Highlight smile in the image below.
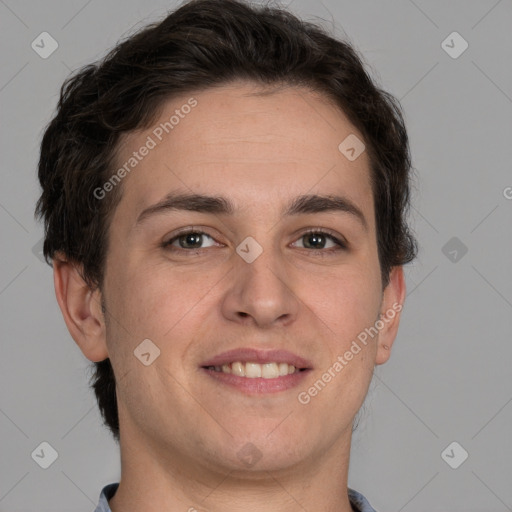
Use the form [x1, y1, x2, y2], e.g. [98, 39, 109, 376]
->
[205, 361, 304, 378]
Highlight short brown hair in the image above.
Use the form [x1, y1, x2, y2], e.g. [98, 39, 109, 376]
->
[35, 0, 417, 440]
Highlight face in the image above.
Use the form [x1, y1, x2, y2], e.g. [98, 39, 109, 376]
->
[91, 82, 403, 475]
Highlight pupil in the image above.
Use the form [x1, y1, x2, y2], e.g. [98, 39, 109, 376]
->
[182, 233, 202, 248]
[306, 233, 325, 249]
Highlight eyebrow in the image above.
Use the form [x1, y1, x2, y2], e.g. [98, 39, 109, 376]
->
[135, 192, 368, 231]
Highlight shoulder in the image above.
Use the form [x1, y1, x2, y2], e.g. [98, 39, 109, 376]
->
[348, 487, 379, 512]
[93, 483, 119, 512]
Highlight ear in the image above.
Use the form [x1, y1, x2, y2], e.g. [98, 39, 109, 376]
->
[53, 253, 109, 362]
[375, 266, 406, 365]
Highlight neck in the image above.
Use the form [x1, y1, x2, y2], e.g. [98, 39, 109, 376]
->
[109, 421, 355, 512]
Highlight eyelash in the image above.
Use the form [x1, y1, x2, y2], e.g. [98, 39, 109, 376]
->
[162, 227, 347, 256]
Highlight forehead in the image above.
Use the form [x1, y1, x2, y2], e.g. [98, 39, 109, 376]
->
[111, 81, 373, 225]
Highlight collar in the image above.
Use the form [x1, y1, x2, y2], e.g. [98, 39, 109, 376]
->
[94, 483, 378, 512]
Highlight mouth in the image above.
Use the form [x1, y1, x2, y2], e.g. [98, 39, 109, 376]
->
[203, 361, 307, 379]
[200, 348, 312, 393]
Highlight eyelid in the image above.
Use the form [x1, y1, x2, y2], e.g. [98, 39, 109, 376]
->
[163, 226, 222, 246]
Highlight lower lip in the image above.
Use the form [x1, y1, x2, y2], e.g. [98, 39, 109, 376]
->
[201, 368, 311, 394]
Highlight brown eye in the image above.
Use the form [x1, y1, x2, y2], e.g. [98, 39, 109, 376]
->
[164, 231, 217, 250]
[302, 233, 331, 249]
[293, 230, 346, 251]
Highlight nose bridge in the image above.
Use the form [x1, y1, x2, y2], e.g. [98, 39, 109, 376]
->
[222, 233, 298, 327]
[238, 238, 282, 291]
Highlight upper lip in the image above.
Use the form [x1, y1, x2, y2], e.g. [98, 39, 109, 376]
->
[201, 348, 313, 369]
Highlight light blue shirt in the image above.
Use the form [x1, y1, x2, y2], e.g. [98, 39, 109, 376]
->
[94, 483, 378, 511]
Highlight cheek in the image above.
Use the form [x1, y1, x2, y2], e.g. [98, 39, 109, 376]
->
[105, 260, 221, 354]
[307, 276, 380, 412]
[304, 267, 382, 342]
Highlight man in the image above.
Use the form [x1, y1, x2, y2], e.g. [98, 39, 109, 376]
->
[35, 0, 417, 510]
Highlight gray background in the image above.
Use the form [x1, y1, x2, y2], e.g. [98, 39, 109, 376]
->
[1, 0, 511, 510]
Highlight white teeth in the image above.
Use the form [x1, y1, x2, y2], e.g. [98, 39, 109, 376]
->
[231, 361, 244, 377]
[211, 361, 299, 378]
[261, 363, 279, 379]
[245, 362, 262, 378]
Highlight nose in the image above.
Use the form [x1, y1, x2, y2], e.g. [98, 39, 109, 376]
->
[220, 242, 300, 329]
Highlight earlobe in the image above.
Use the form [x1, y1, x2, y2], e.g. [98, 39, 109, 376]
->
[53, 253, 109, 362]
[375, 266, 406, 365]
